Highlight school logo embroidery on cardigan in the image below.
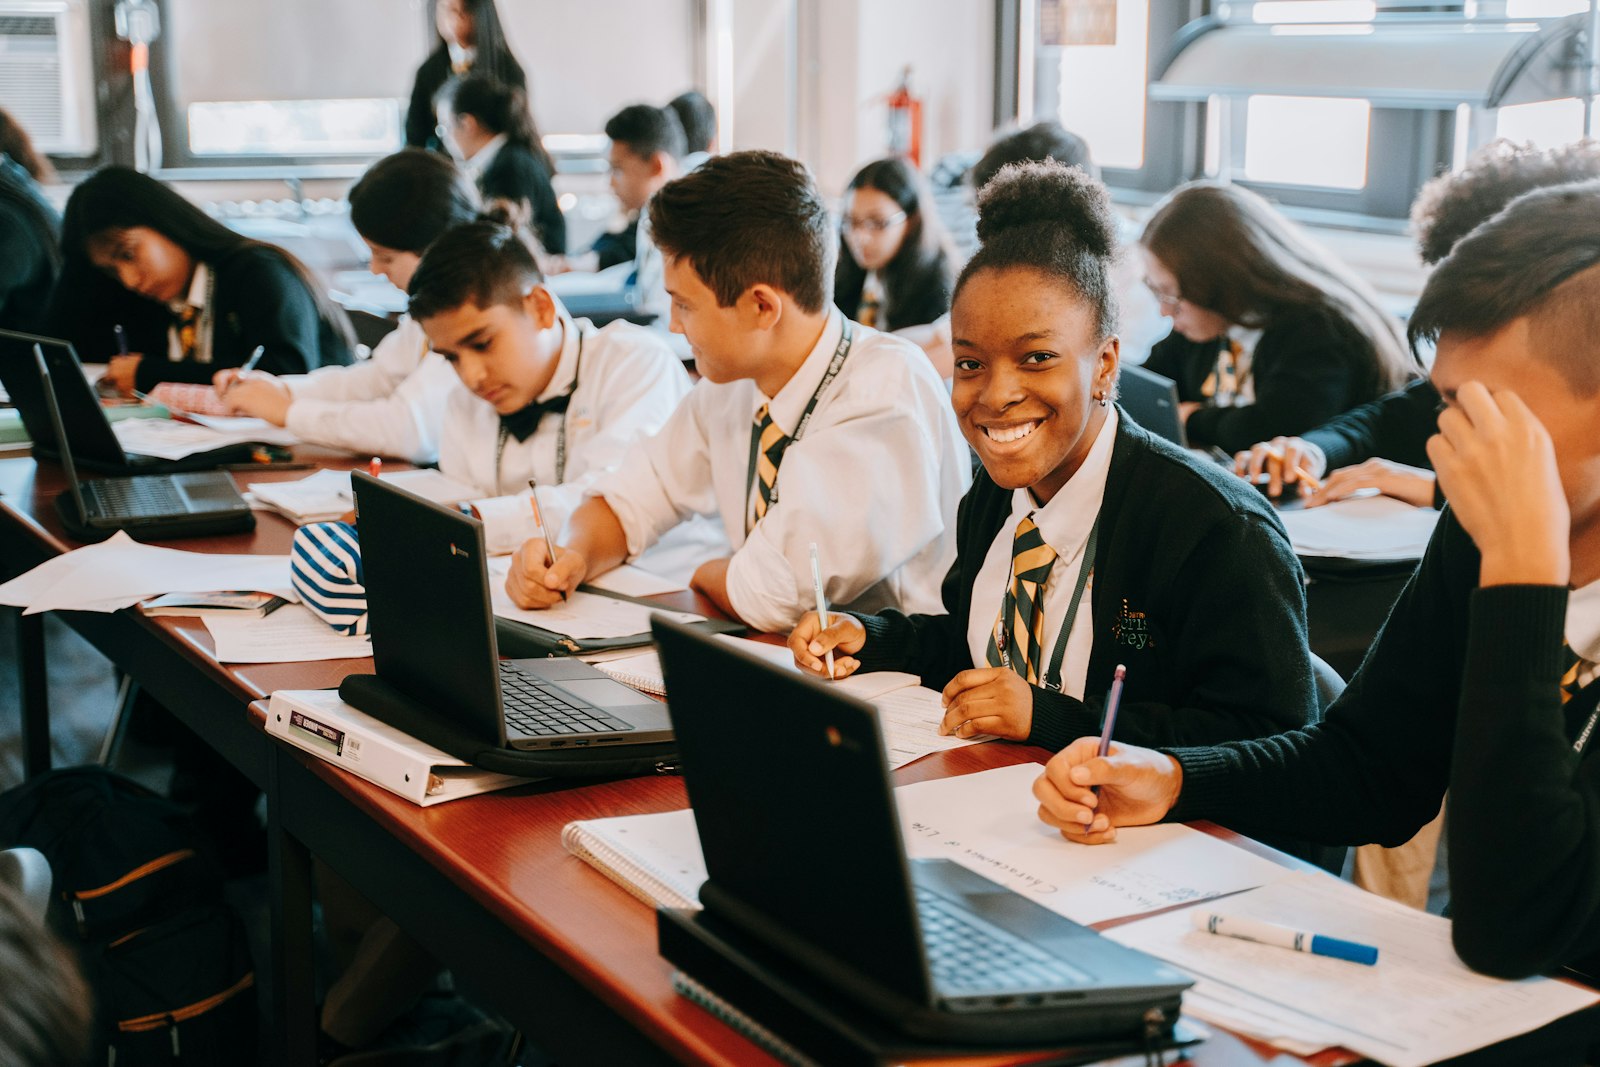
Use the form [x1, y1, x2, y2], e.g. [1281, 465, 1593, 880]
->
[1112, 598, 1154, 650]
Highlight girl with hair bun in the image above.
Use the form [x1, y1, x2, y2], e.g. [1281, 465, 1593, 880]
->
[790, 161, 1319, 764]
[215, 149, 480, 462]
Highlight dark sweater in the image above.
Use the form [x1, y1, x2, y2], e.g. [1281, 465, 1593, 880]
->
[851, 413, 1317, 752]
[405, 46, 527, 151]
[833, 244, 954, 333]
[1167, 510, 1600, 981]
[0, 160, 59, 334]
[479, 141, 566, 255]
[1144, 307, 1389, 454]
[46, 245, 353, 390]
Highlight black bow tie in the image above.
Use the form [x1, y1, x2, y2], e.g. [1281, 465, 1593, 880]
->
[499, 392, 570, 443]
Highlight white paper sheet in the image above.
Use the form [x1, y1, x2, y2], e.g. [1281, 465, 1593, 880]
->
[0, 532, 298, 615]
[248, 468, 478, 524]
[204, 604, 373, 663]
[113, 416, 295, 459]
[1280, 495, 1441, 561]
[586, 563, 689, 598]
[491, 587, 702, 640]
[1106, 872, 1600, 1067]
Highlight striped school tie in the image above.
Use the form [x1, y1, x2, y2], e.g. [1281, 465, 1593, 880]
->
[750, 403, 789, 529]
[175, 303, 201, 360]
[1563, 641, 1595, 705]
[985, 516, 1058, 684]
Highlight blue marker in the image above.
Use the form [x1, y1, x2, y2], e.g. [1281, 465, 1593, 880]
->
[1192, 910, 1379, 966]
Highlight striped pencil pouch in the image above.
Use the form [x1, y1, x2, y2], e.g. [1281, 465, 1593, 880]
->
[290, 522, 368, 636]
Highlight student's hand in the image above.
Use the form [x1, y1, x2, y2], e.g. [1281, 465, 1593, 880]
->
[1033, 737, 1183, 845]
[939, 668, 1033, 741]
[106, 354, 143, 395]
[1235, 436, 1327, 498]
[222, 377, 292, 425]
[506, 538, 587, 609]
[1428, 381, 1570, 588]
[1305, 458, 1436, 508]
[787, 611, 865, 679]
[1177, 400, 1203, 424]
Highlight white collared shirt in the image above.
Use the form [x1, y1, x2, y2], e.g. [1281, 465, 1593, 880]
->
[966, 407, 1119, 700]
[463, 132, 508, 182]
[438, 310, 726, 577]
[593, 311, 970, 633]
[280, 315, 455, 463]
[1569, 577, 1600, 690]
[166, 262, 212, 364]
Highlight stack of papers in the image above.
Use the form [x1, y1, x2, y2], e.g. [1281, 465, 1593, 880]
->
[113, 416, 296, 460]
[0, 531, 297, 615]
[248, 468, 478, 525]
[1106, 872, 1600, 1066]
[1279, 494, 1441, 561]
[485, 556, 704, 639]
[205, 604, 372, 663]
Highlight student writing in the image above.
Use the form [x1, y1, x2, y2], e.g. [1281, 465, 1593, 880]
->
[405, 0, 524, 153]
[1139, 181, 1415, 454]
[1037, 180, 1600, 984]
[833, 157, 956, 334]
[790, 161, 1317, 753]
[51, 167, 354, 394]
[408, 219, 720, 567]
[505, 150, 970, 632]
[435, 74, 565, 256]
[215, 149, 477, 463]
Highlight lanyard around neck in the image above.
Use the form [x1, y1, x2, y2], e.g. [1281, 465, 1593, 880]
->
[493, 329, 584, 492]
[992, 516, 1099, 694]
[743, 321, 854, 529]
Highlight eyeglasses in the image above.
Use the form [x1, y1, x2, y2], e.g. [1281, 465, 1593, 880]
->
[841, 210, 907, 234]
[1142, 277, 1185, 310]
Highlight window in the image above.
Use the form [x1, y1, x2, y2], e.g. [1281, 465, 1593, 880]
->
[187, 100, 400, 158]
[1052, 0, 1149, 169]
[1244, 95, 1371, 189]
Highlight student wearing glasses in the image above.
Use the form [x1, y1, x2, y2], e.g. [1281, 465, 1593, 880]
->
[1139, 182, 1416, 455]
[405, 0, 525, 153]
[833, 157, 956, 335]
[790, 162, 1317, 760]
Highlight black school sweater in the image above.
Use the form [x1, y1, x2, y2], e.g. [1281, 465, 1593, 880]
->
[850, 413, 1318, 751]
[1167, 509, 1600, 981]
[1143, 307, 1389, 454]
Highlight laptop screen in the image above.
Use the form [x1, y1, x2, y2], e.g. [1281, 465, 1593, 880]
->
[653, 618, 933, 1001]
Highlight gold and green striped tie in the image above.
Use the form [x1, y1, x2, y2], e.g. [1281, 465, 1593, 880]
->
[1563, 641, 1592, 706]
[986, 516, 1058, 684]
[751, 403, 789, 530]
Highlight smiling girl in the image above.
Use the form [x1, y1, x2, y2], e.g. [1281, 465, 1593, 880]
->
[790, 161, 1318, 752]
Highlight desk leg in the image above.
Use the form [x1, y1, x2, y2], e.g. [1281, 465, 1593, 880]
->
[15, 609, 50, 779]
[268, 744, 318, 1065]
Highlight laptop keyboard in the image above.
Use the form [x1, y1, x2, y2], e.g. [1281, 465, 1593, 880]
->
[498, 662, 635, 737]
[83, 476, 187, 518]
[916, 887, 1089, 991]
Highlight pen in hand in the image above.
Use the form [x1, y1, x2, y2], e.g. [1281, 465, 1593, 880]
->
[808, 542, 834, 680]
[527, 479, 566, 601]
[225, 345, 267, 395]
[1093, 664, 1126, 794]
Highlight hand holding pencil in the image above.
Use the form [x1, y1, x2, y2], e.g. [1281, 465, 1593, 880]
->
[1234, 436, 1325, 499]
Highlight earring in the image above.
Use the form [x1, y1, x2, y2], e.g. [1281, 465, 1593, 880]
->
[1095, 392, 1110, 408]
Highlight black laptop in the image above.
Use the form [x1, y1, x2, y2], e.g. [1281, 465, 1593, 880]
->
[349, 470, 674, 752]
[652, 618, 1191, 1044]
[1118, 364, 1188, 448]
[0, 328, 254, 473]
[30, 344, 255, 542]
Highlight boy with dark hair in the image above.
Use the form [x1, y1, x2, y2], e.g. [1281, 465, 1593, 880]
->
[1038, 180, 1600, 983]
[667, 89, 716, 168]
[505, 150, 969, 632]
[408, 219, 720, 568]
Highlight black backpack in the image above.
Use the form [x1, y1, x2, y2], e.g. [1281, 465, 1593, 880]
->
[0, 766, 258, 1065]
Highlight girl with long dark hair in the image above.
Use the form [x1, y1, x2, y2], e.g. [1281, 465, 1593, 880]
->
[435, 74, 564, 254]
[1140, 181, 1415, 454]
[52, 167, 354, 393]
[405, 0, 525, 152]
[833, 157, 955, 333]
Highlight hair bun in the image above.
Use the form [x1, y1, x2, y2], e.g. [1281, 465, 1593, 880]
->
[975, 160, 1117, 257]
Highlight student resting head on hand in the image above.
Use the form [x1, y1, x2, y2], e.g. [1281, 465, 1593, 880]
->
[51, 167, 354, 395]
[1137, 181, 1415, 455]
[833, 156, 956, 334]
[788, 161, 1319, 772]
[214, 149, 480, 463]
[1037, 179, 1600, 981]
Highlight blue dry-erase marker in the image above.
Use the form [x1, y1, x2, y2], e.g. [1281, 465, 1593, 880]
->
[1192, 910, 1379, 966]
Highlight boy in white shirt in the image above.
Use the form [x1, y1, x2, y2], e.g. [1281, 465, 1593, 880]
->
[407, 219, 724, 572]
[216, 149, 472, 462]
[506, 150, 970, 633]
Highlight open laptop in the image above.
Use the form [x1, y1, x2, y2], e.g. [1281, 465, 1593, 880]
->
[0, 328, 253, 473]
[350, 470, 673, 752]
[1117, 364, 1188, 448]
[31, 344, 255, 542]
[652, 618, 1191, 1044]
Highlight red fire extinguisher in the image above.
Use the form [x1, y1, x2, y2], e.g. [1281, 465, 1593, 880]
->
[886, 66, 923, 167]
